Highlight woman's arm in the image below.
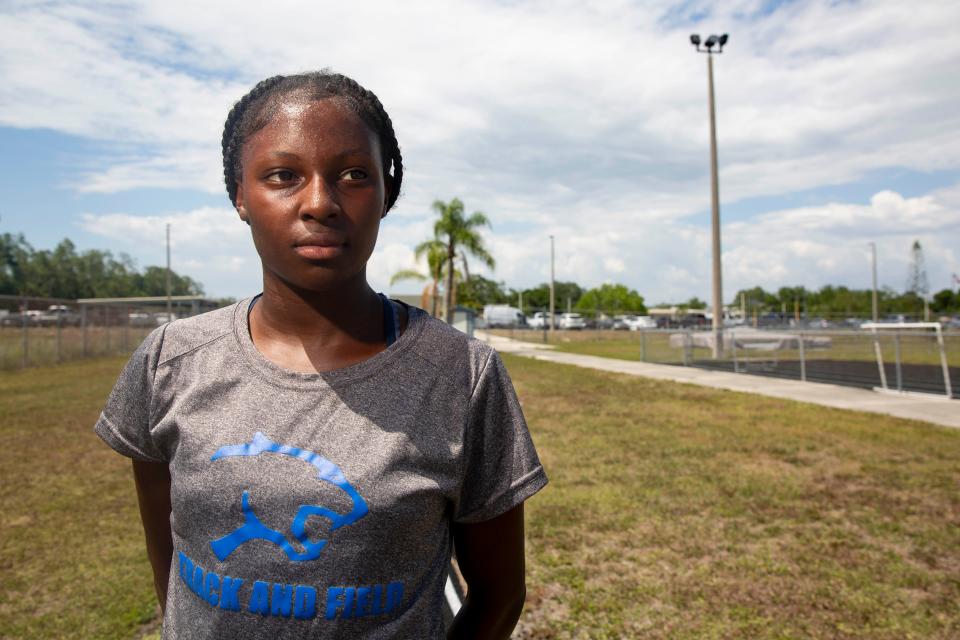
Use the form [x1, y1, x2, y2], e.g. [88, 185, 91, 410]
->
[447, 503, 527, 639]
[132, 459, 174, 614]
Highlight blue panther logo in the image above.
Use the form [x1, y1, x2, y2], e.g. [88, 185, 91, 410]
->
[209, 432, 368, 562]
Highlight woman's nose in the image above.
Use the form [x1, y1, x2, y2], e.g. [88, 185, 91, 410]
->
[300, 176, 341, 220]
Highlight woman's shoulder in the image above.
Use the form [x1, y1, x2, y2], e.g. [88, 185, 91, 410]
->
[403, 306, 498, 387]
[150, 301, 241, 367]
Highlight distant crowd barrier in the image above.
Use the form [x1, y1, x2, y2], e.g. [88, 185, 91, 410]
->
[0, 295, 225, 370]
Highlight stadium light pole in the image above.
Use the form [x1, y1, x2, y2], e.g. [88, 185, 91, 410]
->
[869, 242, 878, 323]
[549, 235, 556, 331]
[166, 223, 172, 319]
[690, 32, 728, 359]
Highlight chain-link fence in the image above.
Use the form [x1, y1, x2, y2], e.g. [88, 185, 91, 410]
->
[490, 323, 960, 400]
[0, 295, 225, 370]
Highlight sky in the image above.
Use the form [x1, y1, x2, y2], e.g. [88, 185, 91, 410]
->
[1, 0, 958, 305]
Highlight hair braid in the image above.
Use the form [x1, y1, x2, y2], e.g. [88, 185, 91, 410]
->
[332, 74, 404, 212]
[220, 71, 404, 212]
[221, 75, 286, 207]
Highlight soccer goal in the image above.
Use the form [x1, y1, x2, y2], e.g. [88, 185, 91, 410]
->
[861, 322, 953, 399]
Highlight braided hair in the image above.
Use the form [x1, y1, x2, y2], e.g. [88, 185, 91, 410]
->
[221, 71, 404, 212]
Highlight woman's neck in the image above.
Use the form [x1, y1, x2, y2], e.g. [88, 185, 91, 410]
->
[250, 271, 386, 373]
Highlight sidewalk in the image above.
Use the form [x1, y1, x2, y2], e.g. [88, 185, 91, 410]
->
[477, 331, 960, 430]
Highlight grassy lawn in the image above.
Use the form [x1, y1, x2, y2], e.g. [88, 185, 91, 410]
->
[508, 352, 960, 638]
[2, 355, 959, 638]
[0, 357, 159, 640]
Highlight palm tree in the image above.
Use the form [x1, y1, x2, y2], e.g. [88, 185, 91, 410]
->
[431, 198, 495, 322]
[390, 240, 447, 316]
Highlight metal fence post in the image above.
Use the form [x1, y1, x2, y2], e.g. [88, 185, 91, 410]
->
[123, 305, 129, 351]
[893, 330, 903, 392]
[21, 297, 28, 368]
[682, 331, 690, 366]
[81, 305, 88, 357]
[56, 310, 63, 363]
[871, 327, 888, 390]
[732, 330, 740, 373]
[935, 325, 953, 399]
[798, 331, 806, 382]
[106, 306, 112, 353]
[640, 330, 647, 362]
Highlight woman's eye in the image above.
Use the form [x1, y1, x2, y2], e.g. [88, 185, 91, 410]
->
[266, 170, 296, 183]
[341, 169, 368, 181]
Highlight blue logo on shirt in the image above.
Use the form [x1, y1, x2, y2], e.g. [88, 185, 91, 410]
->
[209, 432, 368, 562]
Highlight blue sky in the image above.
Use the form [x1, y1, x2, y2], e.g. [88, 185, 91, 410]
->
[1, 0, 958, 304]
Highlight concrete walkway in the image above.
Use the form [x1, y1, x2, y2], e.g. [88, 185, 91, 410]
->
[477, 331, 960, 430]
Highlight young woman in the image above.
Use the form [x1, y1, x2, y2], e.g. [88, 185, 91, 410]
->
[95, 71, 547, 639]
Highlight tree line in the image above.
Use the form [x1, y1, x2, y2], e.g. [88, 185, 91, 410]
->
[731, 284, 960, 317]
[0, 233, 203, 300]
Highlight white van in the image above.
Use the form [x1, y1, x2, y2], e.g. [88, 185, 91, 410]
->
[483, 305, 525, 328]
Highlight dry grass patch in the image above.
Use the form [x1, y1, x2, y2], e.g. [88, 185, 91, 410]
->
[506, 353, 960, 639]
[2, 352, 959, 639]
[0, 357, 157, 639]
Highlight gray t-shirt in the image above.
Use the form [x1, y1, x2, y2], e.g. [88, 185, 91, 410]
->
[95, 300, 547, 639]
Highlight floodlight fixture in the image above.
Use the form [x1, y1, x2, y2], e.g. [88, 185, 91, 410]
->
[691, 33, 729, 54]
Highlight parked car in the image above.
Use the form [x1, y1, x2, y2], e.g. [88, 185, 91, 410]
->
[152, 312, 178, 325]
[36, 305, 80, 327]
[805, 317, 833, 329]
[528, 311, 552, 329]
[612, 315, 635, 330]
[627, 315, 657, 330]
[559, 312, 586, 330]
[128, 312, 153, 327]
[591, 315, 614, 330]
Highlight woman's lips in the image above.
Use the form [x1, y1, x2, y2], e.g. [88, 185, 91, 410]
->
[293, 238, 347, 260]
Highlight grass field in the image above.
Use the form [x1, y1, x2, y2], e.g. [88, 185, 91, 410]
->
[0, 357, 158, 639]
[512, 354, 960, 638]
[2, 355, 959, 638]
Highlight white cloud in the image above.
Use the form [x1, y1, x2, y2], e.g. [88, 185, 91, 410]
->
[74, 183, 960, 303]
[3, 0, 960, 301]
[722, 186, 960, 298]
[77, 206, 263, 296]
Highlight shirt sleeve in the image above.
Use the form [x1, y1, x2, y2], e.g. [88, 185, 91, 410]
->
[454, 349, 548, 523]
[94, 326, 168, 463]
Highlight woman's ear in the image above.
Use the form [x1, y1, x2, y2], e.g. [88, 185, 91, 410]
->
[235, 182, 251, 225]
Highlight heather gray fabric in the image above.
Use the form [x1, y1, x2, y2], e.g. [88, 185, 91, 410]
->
[95, 299, 547, 639]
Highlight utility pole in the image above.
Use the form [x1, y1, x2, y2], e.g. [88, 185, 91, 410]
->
[166, 223, 172, 319]
[869, 242, 878, 322]
[690, 32, 728, 359]
[549, 235, 556, 331]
